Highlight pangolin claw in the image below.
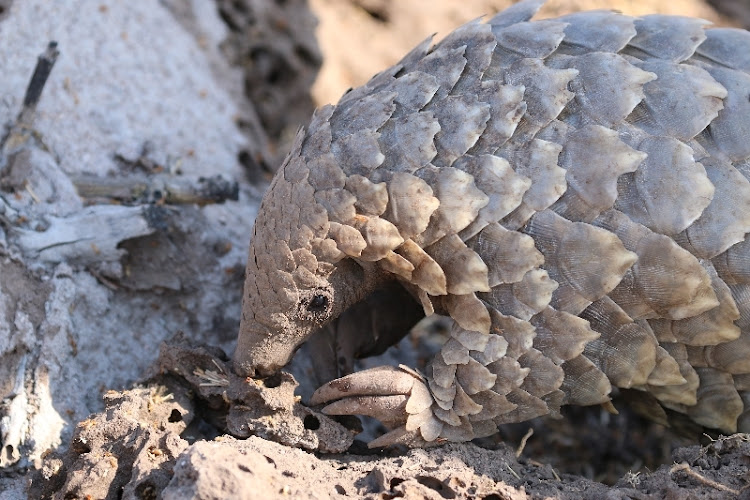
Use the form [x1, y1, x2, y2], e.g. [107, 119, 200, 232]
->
[310, 365, 438, 448]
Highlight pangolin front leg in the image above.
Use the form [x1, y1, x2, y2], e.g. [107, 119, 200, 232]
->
[235, 0, 750, 447]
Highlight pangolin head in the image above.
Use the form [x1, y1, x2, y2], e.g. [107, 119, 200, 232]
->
[233, 109, 391, 378]
[234, 81, 445, 377]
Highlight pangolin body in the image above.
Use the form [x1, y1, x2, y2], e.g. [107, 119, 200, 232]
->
[235, 0, 750, 447]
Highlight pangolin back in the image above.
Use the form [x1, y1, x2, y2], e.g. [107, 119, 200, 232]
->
[240, 0, 750, 444]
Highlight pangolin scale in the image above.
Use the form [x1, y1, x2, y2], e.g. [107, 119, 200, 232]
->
[234, 0, 750, 447]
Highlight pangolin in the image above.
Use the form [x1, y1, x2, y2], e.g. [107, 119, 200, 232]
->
[234, 0, 750, 447]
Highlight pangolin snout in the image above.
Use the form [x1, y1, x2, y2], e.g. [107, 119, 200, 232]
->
[234, 322, 307, 379]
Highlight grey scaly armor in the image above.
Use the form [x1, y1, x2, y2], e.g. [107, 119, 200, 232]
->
[234, 0, 750, 447]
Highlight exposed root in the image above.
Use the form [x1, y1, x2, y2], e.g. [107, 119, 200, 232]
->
[515, 427, 534, 458]
[669, 462, 739, 495]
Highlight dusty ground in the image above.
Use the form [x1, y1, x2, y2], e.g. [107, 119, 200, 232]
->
[32, 337, 750, 499]
[5, 0, 750, 499]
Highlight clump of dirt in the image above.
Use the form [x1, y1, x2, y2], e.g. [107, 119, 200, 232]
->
[31, 335, 750, 499]
[29, 335, 353, 499]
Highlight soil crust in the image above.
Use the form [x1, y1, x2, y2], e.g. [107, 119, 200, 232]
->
[34, 337, 750, 499]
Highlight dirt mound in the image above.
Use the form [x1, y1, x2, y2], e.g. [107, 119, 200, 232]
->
[32, 337, 750, 499]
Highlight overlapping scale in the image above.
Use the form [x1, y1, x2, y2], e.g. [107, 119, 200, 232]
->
[377, 112, 440, 175]
[414, 166, 489, 246]
[628, 60, 726, 141]
[648, 263, 740, 346]
[438, 19, 497, 93]
[466, 223, 543, 286]
[556, 11, 636, 54]
[676, 157, 750, 259]
[487, 0, 544, 29]
[645, 346, 686, 387]
[561, 355, 612, 406]
[531, 306, 600, 365]
[469, 83, 526, 155]
[697, 66, 750, 162]
[648, 342, 699, 407]
[380, 172, 439, 239]
[695, 28, 750, 72]
[626, 15, 709, 62]
[614, 137, 715, 237]
[550, 53, 656, 128]
[442, 293, 491, 334]
[550, 124, 647, 222]
[498, 138, 566, 229]
[524, 210, 637, 314]
[503, 59, 578, 141]
[424, 234, 490, 295]
[686, 368, 743, 433]
[491, 20, 566, 64]
[714, 238, 750, 285]
[453, 155, 530, 238]
[580, 297, 659, 388]
[594, 209, 718, 320]
[480, 268, 557, 321]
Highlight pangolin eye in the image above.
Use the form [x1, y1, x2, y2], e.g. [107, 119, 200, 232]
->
[307, 294, 328, 312]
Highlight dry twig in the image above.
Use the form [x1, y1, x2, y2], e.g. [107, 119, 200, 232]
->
[71, 174, 239, 206]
